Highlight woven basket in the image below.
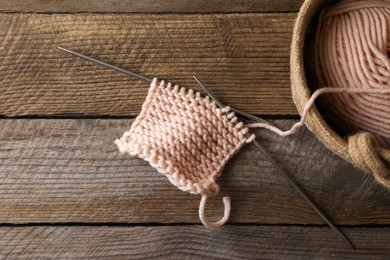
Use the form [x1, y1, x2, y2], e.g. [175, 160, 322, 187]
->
[290, 0, 390, 188]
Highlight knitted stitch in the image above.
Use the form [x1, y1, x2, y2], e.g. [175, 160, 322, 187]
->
[115, 78, 254, 228]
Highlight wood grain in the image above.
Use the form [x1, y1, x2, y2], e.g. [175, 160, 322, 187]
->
[0, 13, 297, 117]
[0, 226, 389, 259]
[0, 0, 303, 13]
[0, 119, 388, 224]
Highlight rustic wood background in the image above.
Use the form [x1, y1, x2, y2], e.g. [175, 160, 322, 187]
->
[0, 1, 389, 259]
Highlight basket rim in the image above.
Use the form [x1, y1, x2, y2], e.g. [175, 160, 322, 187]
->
[290, 0, 353, 164]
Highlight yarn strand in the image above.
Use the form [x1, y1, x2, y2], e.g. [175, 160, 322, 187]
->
[246, 87, 390, 137]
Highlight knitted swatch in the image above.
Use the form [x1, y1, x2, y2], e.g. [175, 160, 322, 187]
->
[115, 78, 254, 228]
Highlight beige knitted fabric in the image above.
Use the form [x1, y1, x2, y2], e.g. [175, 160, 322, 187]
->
[115, 78, 254, 228]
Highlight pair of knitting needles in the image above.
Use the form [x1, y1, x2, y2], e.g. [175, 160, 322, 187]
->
[58, 47, 354, 249]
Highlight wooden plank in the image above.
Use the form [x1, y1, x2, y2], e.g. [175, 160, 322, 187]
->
[0, 226, 389, 259]
[0, 119, 388, 224]
[0, 13, 297, 117]
[0, 1, 304, 13]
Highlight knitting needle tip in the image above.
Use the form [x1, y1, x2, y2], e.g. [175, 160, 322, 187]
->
[193, 76, 273, 125]
[57, 46, 153, 83]
[58, 46, 72, 53]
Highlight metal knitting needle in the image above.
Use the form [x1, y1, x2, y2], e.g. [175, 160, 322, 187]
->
[193, 76, 354, 250]
[58, 46, 353, 248]
[58, 46, 153, 83]
[57, 46, 272, 125]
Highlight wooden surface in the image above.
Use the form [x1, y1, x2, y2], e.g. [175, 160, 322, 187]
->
[0, 0, 303, 13]
[0, 1, 389, 259]
[0, 13, 296, 117]
[1, 226, 389, 259]
[0, 119, 388, 225]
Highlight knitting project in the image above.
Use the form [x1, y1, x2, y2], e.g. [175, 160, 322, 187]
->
[115, 78, 254, 228]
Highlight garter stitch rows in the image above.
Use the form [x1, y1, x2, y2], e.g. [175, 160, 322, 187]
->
[115, 78, 254, 228]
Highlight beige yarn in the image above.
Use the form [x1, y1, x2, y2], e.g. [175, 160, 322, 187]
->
[291, 0, 390, 188]
[115, 78, 254, 228]
[314, 0, 390, 144]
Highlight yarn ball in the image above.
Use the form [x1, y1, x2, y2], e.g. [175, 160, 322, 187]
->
[314, 0, 390, 147]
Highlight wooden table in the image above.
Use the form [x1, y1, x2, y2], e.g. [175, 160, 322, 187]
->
[0, 1, 389, 258]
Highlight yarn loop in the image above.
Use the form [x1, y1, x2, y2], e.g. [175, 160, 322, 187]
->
[199, 195, 231, 228]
